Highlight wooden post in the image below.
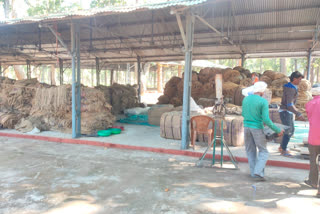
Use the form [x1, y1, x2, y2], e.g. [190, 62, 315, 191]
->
[280, 58, 286, 74]
[178, 65, 182, 77]
[50, 65, 56, 85]
[157, 63, 163, 92]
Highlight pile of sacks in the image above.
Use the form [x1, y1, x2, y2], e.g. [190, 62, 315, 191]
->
[96, 83, 140, 115]
[157, 67, 312, 118]
[0, 77, 136, 134]
[296, 79, 312, 119]
[158, 66, 252, 107]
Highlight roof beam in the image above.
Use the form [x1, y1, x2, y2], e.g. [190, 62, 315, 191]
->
[195, 15, 234, 45]
[45, 24, 72, 55]
[175, 13, 187, 48]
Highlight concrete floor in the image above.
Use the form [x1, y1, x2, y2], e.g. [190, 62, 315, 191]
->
[0, 137, 319, 214]
[0, 122, 310, 165]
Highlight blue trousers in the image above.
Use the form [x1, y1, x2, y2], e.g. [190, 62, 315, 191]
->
[280, 111, 295, 151]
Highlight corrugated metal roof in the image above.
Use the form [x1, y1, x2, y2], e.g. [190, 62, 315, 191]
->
[0, 0, 208, 25]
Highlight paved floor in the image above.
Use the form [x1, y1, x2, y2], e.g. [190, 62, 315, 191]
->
[0, 137, 319, 214]
[0, 122, 310, 165]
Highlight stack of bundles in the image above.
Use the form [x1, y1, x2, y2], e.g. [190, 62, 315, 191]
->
[296, 79, 312, 119]
[158, 67, 248, 107]
[21, 85, 116, 134]
[223, 68, 244, 84]
[0, 78, 40, 128]
[160, 111, 244, 147]
[260, 70, 289, 98]
[95, 83, 140, 114]
[222, 81, 239, 98]
[0, 112, 19, 129]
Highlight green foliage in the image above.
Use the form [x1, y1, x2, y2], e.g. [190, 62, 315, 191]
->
[26, 0, 80, 16]
[90, 0, 125, 8]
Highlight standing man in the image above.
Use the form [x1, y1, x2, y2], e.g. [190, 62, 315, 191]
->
[242, 81, 284, 181]
[279, 71, 305, 156]
[305, 86, 320, 198]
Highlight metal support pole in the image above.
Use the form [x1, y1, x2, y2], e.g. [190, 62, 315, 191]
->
[38, 27, 42, 51]
[126, 63, 130, 84]
[26, 60, 31, 79]
[110, 69, 114, 85]
[71, 22, 81, 138]
[241, 53, 246, 67]
[76, 24, 81, 136]
[307, 49, 312, 80]
[181, 12, 195, 150]
[59, 58, 63, 85]
[0, 62, 2, 76]
[137, 56, 141, 103]
[96, 57, 100, 86]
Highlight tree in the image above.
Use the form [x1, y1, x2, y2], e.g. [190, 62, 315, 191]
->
[1, 0, 11, 18]
[90, 0, 125, 8]
[25, 0, 80, 16]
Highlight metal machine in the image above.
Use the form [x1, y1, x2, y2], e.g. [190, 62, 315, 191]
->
[196, 73, 238, 169]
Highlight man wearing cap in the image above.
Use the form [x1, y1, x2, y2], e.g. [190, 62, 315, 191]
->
[279, 71, 305, 156]
[242, 81, 284, 181]
[305, 86, 320, 198]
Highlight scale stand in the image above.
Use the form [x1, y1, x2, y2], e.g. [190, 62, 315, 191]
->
[195, 73, 238, 169]
[196, 119, 239, 169]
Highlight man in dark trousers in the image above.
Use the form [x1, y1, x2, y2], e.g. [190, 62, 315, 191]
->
[279, 71, 305, 156]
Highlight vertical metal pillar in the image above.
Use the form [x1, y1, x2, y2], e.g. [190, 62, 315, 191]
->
[110, 69, 114, 85]
[96, 57, 100, 86]
[307, 49, 312, 80]
[126, 63, 130, 84]
[157, 63, 163, 92]
[71, 22, 81, 138]
[26, 60, 31, 79]
[137, 56, 141, 102]
[0, 62, 2, 76]
[181, 12, 195, 150]
[241, 53, 246, 67]
[59, 58, 63, 85]
[76, 23, 81, 136]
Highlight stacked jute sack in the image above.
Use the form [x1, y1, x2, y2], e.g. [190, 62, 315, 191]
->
[158, 66, 252, 107]
[0, 77, 139, 134]
[296, 79, 312, 119]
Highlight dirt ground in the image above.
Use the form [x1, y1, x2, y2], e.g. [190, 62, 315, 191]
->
[0, 137, 319, 214]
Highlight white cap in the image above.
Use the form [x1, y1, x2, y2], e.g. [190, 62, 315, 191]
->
[311, 87, 320, 96]
[242, 81, 267, 97]
[253, 81, 268, 93]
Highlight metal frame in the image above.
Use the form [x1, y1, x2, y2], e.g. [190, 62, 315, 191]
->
[137, 56, 142, 103]
[71, 21, 81, 138]
[26, 60, 31, 79]
[59, 58, 64, 85]
[307, 48, 312, 80]
[96, 57, 100, 86]
[181, 11, 195, 150]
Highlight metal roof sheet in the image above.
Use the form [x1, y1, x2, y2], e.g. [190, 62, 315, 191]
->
[0, 0, 208, 25]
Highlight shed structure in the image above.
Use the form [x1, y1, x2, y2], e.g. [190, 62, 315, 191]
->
[0, 0, 319, 147]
